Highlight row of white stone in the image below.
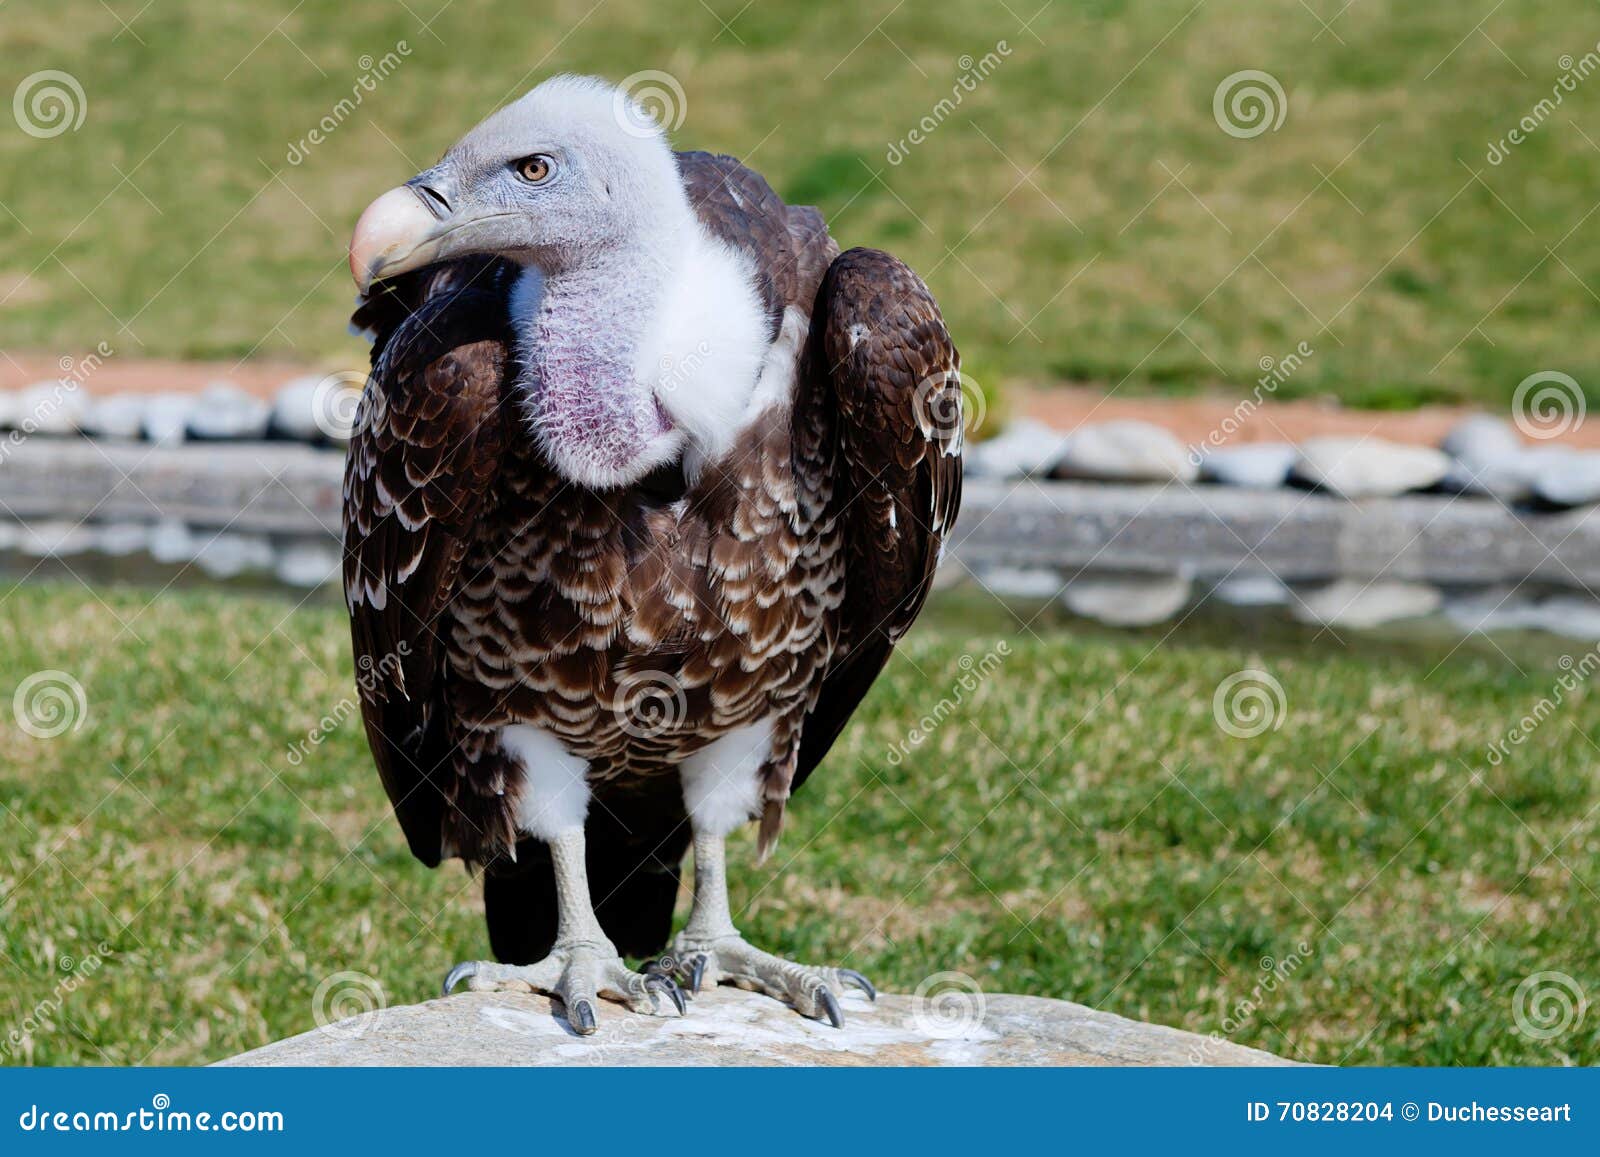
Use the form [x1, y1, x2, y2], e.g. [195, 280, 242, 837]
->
[967, 415, 1600, 507]
[0, 376, 357, 445]
[968, 564, 1600, 640]
[0, 518, 341, 590]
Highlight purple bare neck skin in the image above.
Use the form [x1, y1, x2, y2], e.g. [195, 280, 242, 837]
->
[520, 247, 674, 480]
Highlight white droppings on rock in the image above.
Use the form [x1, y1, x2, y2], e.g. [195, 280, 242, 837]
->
[221, 987, 1292, 1068]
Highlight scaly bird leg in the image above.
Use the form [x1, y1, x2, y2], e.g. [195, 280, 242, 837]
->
[442, 828, 684, 1035]
[669, 830, 875, 1027]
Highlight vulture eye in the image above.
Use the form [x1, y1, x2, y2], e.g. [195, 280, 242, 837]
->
[514, 155, 553, 183]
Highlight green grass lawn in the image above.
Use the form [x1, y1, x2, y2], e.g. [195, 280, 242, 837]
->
[0, 582, 1594, 1065]
[4, 1, 1600, 411]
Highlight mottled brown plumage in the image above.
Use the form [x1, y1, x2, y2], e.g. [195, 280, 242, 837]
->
[344, 151, 960, 962]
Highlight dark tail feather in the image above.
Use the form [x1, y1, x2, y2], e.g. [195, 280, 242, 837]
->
[483, 806, 691, 964]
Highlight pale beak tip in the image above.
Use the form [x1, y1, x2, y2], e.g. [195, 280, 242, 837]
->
[348, 185, 437, 291]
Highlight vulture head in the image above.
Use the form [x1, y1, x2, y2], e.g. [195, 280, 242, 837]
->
[350, 75, 686, 288]
[350, 74, 768, 491]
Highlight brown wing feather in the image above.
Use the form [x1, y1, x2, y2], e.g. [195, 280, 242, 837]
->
[792, 247, 963, 792]
[343, 264, 513, 865]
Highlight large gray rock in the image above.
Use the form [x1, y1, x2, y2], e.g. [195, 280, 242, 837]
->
[142, 395, 193, 446]
[13, 380, 87, 435]
[965, 419, 1066, 480]
[1062, 573, 1192, 626]
[83, 394, 149, 441]
[1292, 437, 1450, 499]
[1533, 452, 1600, 508]
[270, 375, 361, 445]
[187, 383, 270, 441]
[1198, 443, 1297, 489]
[220, 987, 1292, 1068]
[1052, 421, 1199, 484]
[1292, 579, 1441, 629]
[1441, 414, 1522, 465]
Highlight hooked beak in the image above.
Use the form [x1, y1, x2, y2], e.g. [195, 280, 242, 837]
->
[348, 184, 450, 293]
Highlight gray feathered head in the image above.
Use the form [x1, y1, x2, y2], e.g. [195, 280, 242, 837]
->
[350, 75, 686, 289]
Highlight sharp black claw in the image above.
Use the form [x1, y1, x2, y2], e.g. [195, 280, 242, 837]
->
[571, 999, 597, 1035]
[646, 973, 688, 1015]
[689, 954, 707, 994]
[441, 961, 477, 997]
[839, 969, 877, 1001]
[817, 986, 844, 1029]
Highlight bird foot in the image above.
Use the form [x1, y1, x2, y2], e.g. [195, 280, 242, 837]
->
[441, 939, 686, 1035]
[667, 933, 875, 1027]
